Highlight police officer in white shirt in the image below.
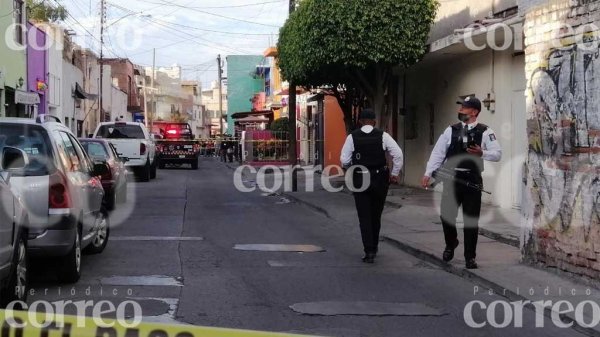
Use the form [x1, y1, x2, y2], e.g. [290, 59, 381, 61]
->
[421, 96, 502, 269]
[340, 109, 404, 263]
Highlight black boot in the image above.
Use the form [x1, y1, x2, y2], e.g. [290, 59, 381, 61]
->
[362, 252, 376, 263]
[442, 240, 459, 262]
[466, 258, 478, 269]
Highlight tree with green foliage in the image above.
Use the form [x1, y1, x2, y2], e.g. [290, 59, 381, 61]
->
[27, 0, 67, 22]
[277, 0, 438, 133]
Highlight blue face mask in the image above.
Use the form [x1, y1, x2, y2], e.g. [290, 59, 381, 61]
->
[458, 113, 470, 122]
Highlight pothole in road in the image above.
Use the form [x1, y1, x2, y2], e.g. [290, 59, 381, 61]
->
[111, 236, 204, 241]
[289, 301, 446, 317]
[100, 275, 183, 287]
[233, 244, 325, 253]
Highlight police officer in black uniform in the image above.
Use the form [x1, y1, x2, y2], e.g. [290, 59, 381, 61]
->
[341, 109, 404, 263]
[421, 96, 502, 269]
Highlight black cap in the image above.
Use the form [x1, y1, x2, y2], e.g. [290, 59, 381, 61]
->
[358, 108, 376, 120]
[456, 96, 481, 111]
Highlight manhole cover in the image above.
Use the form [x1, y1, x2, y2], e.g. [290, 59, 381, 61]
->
[234, 244, 325, 252]
[289, 301, 446, 316]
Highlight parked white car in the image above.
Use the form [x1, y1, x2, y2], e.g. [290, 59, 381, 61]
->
[93, 122, 157, 182]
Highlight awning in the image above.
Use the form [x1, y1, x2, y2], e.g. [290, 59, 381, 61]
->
[231, 110, 273, 120]
[15, 90, 40, 105]
[74, 83, 98, 100]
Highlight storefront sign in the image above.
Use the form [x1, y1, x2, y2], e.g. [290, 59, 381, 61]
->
[15, 89, 40, 105]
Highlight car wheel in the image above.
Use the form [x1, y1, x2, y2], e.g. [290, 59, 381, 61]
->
[150, 159, 157, 179]
[57, 229, 81, 283]
[0, 231, 28, 308]
[84, 210, 109, 255]
[191, 159, 198, 170]
[139, 161, 150, 182]
[158, 159, 166, 169]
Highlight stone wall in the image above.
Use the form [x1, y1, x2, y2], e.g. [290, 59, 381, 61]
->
[522, 0, 600, 277]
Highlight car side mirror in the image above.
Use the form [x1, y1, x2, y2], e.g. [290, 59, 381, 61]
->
[2, 147, 29, 171]
[93, 162, 110, 176]
[88, 133, 94, 138]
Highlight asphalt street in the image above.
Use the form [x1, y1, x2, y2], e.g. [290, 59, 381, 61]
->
[28, 158, 587, 337]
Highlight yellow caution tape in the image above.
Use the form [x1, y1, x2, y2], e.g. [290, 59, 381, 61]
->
[0, 310, 320, 337]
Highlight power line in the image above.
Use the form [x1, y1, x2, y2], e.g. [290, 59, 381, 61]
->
[107, 3, 255, 55]
[155, 0, 285, 9]
[107, 2, 277, 36]
[138, 0, 282, 27]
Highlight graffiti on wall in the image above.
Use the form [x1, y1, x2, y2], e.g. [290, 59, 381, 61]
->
[526, 41, 600, 241]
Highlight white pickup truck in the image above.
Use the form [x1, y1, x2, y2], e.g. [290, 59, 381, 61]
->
[93, 122, 157, 182]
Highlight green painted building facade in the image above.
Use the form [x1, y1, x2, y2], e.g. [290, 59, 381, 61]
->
[226, 55, 266, 135]
[0, 1, 28, 117]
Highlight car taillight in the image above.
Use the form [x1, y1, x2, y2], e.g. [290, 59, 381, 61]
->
[140, 143, 147, 155]
[193, 144, 200, 152]
[49, 171, 71, 209]
[166, 129, 178, 135]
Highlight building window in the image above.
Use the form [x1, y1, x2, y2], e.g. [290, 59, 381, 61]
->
[14, 0, 24, 45]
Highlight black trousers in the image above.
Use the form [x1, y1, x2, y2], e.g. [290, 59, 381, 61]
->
[352, 169, 390, 254]
[440, 173, 482, 260]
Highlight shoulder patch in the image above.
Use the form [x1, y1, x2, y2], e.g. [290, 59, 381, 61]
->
[489, 133, 497, 141]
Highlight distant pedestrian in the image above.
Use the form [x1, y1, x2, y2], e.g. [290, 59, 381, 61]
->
[421, 96, 502, 269]
[340, 108, 404, 263]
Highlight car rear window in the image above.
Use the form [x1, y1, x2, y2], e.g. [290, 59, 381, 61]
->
[0, 123, 55, 176]
[81, 141, 109, 159]
[97, 124, 145, 139]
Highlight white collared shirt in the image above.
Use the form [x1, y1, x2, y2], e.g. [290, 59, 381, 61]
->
[340, 125, 404, 176]
[424, 121, 502, 177]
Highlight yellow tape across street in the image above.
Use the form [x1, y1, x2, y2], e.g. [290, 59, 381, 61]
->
[0, 310, 320, 337]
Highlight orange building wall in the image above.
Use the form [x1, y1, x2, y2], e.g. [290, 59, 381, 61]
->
[323, 95, 347, 176]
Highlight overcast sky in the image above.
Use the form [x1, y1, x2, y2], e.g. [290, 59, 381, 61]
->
[62, 0, 289, 87]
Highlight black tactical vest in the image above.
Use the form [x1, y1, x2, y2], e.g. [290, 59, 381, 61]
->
[351, 128, 387, 169]
[445, 122, 488, 175]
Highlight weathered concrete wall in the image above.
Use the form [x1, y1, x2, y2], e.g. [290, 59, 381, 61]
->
[522, 0, 600, 277]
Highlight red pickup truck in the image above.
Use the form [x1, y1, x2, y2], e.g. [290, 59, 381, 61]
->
[152, 122, 200, 170]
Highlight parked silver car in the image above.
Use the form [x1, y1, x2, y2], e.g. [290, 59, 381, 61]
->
[0, 147, 30, 307]
[0, 117, 109, 283]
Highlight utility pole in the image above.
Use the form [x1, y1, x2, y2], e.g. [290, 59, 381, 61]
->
[99, 0, 105, 122]
[217, 54, 223, 136]
[150, 48, 156, 132]
[288, 0, 298, 192]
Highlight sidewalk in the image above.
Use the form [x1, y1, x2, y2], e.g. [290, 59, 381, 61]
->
[224, 162, 600, 335]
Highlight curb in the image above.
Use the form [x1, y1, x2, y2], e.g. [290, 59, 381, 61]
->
[381, 236, 600, 337]
[314, 184, 519, 247]
[283, 193, 333, 220]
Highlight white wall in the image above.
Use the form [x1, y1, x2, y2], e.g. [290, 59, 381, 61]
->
[62, 61, 83, 135]
[40, 24, 63, 120]
[399, 48, 526, 209]
[111, 86, 128, 121]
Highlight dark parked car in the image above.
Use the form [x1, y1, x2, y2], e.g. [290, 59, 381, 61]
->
[79, 139, 128, 210]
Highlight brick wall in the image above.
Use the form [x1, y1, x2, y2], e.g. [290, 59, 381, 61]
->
[522, 0, 600, 277]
